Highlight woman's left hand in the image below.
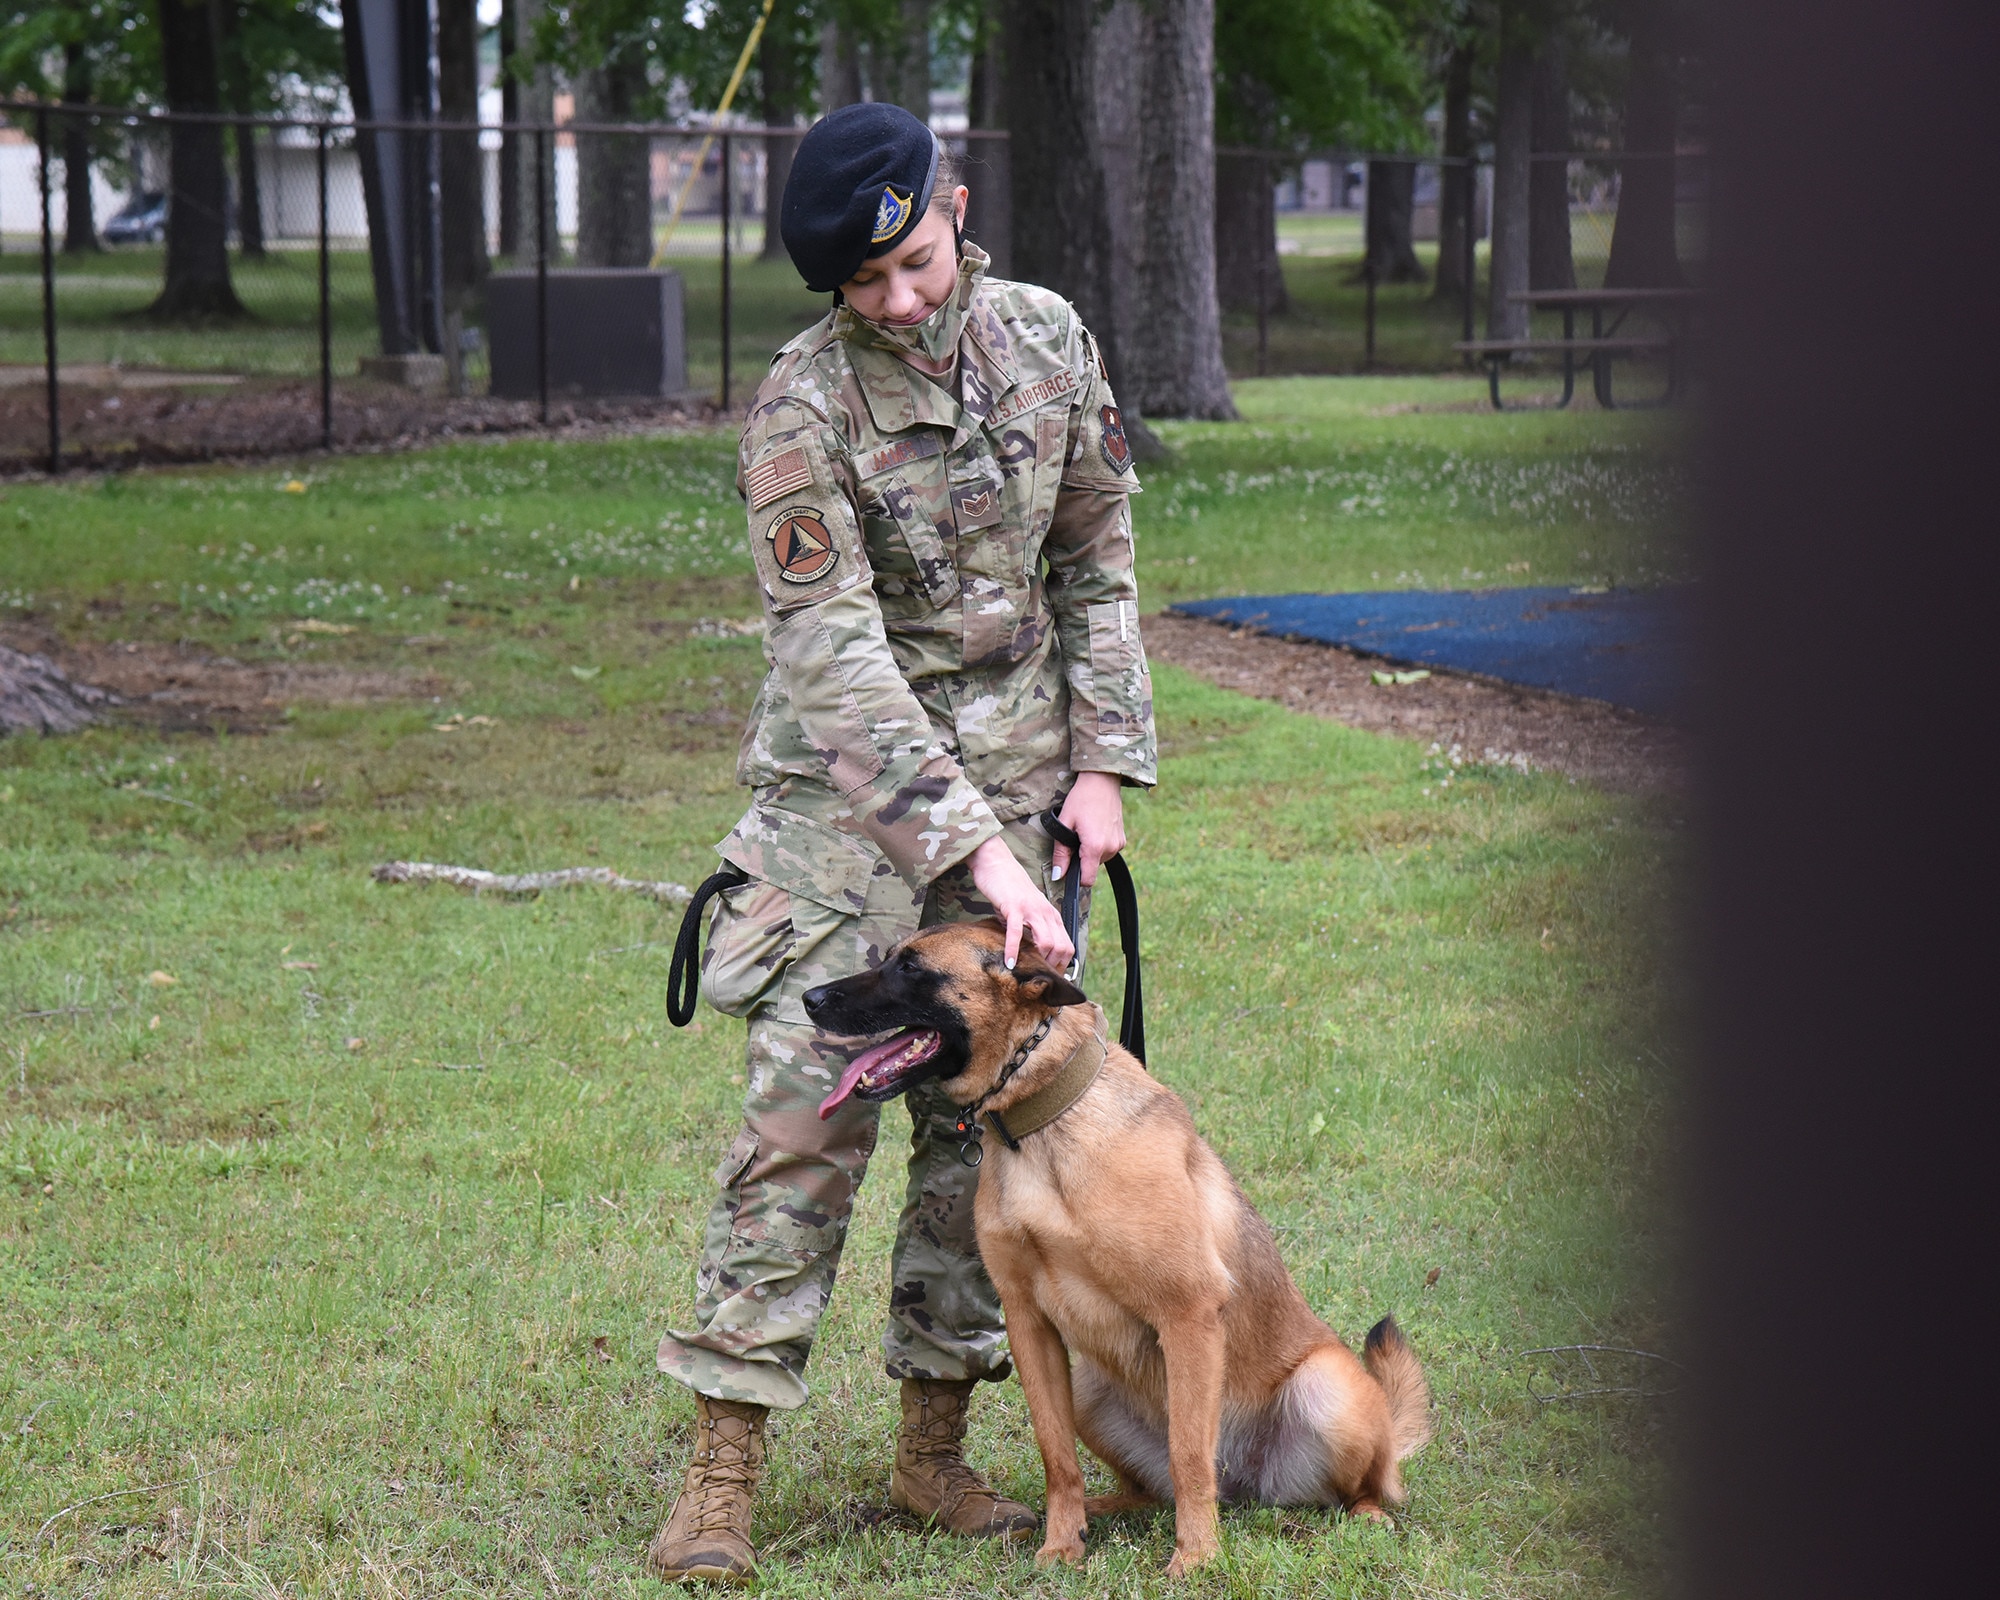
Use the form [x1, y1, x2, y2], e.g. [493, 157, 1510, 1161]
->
[1052, 771, 1127, 887]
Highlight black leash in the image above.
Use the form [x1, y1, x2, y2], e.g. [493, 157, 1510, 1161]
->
[1042, 805, 1145, 1065]
[667, 810, 1146, 1062]
[667, 865, 749, 1027]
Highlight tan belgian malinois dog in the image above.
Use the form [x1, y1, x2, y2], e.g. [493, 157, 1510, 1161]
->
[806, 919, 1431, 1576]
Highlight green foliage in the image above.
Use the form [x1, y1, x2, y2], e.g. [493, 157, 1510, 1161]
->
[0, 0, 156, 107]
[0, 391, 1679, 1596]
[1215, 0, 1432, 152]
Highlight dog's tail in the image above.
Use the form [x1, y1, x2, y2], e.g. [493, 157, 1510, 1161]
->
[1363, 1315, 1432, 1460]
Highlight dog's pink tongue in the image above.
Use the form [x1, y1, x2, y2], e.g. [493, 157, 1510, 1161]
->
[818, 1031, 922, 1119]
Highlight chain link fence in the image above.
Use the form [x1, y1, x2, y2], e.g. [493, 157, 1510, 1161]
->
[2, 102, 1703, 472]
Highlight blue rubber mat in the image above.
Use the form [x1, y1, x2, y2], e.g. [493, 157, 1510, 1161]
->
[1169, 587, 1688, 718]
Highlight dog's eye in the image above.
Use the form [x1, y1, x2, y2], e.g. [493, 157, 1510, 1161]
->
[897, 952, 921, 974]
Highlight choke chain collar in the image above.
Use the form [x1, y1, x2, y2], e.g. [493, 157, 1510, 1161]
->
[953, 1014, 1053, 1168]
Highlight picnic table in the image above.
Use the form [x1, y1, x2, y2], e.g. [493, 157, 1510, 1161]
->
[1456, 287, 1703, 411]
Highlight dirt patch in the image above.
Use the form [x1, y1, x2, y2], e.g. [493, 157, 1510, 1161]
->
[0, 378, 727, 474]
[0, 623, 445, 734]
[1145, 610, 1685, 793]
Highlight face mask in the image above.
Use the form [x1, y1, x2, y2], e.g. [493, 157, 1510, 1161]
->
[853, 247, 986, 377]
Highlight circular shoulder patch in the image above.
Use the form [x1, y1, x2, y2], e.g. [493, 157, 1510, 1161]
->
[766, 507, 840, 585]
[1099, 405, 1133, 473]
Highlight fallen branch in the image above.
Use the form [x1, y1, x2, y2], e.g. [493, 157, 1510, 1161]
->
[371, 861, 691, 904]
[37, 1467, 229, 1542]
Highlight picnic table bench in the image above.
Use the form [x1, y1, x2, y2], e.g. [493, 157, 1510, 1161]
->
[1456, 287, 1703, 411]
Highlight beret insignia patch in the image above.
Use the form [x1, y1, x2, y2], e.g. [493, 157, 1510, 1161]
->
[1099, 405, 1133, 473]
[767, 508, 840, 585]
[872, 185, 914, 244]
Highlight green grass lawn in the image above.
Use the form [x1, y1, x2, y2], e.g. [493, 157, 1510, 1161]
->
[1, 379, 1683, 1597]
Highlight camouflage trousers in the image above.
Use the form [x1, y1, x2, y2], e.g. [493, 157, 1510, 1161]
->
[657, 813, 1089, 1411]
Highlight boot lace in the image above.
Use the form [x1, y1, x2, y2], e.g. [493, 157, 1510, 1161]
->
[688, 1411, 760, 1534]
[907, 1392, 994, 1508]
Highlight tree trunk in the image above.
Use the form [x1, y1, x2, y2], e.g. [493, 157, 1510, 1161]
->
[1432, 39, 1473, 301]
[1360, 159, 1425, 284]
[575, 60, 652, 269]
[1486, 4, 1532, 341]
[1094, 0, 1142, 374]
[1530, 32, 1575, 291]
[819, 18, 863, 112]
[60, 46, 99, 254]
[498, 0, 521, 258]
[1128, 0, 1234, 419]
[217, 2, 264, 257]
[883, 0, 931, 121]
[1605, 0, 1683, 288]
[963, 24, 1010, 276]
[437, 0, 487, 297]
[1002, 0, 1162, 455]
[760, 21, 798, 261]
[1214, 152, 1286, 315]
[153, 0, 245, 319]
[512, 0, 557, 264]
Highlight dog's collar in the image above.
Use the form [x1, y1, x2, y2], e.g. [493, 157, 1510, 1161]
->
[984, 1023, 1107, 1148]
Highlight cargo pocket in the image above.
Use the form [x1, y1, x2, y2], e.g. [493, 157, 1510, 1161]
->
[699, 805, 881, 1018]
[1084, 599, 1153, 750]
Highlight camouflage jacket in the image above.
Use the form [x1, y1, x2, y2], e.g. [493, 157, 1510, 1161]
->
[721, 244, 1157, 896]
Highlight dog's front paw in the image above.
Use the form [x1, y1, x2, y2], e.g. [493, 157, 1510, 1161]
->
[1164, 1540, 1219, 1578]
[1034, 1531, 1087, 1568]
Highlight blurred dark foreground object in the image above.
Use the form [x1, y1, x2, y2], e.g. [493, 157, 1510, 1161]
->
[0, 645, 115, 736]
[1690, 2, 1994, 1596]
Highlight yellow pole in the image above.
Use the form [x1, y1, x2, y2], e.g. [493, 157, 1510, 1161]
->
[652, 0, 778, 266]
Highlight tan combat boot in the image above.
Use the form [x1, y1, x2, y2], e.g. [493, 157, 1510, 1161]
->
[890, 1378, 1040, 1539]
[647, 1396, 768, 1585]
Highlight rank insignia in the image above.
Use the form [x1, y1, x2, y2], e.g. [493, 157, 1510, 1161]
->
[767, 508, 840, 584]
[1099, 405, 1132, 473]
[872, 185, 914, 244]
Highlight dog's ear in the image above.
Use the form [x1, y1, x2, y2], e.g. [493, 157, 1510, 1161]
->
[1012, 952, 1088, 1009]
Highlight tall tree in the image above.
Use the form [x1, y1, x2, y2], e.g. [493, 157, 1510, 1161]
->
[575, 58, 652, 267]
[153, 0, 244, 318]
[758, 6, 819, 260]
[1213, 0, 1426, 317]
[437, 0, 487, 296]
[1529, 21, 1576, 290]
[1000, 0, 1115, 352]
[216, 2, 262, 255]
[1361, 158, 1425, 283]
[881, 0, 930, 118]
[498, 0, 522, 257]
[1431, 28, 1476, 302]
[1486, 0, 1532, 340]
[1128, 0, 1235, 419]
[61, 41, 100, 253]
[1603, 0, 1682, 287]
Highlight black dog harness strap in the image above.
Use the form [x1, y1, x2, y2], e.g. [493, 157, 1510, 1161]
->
[1042, 805, 1145, 1065]
[667, 865, 750, 1027]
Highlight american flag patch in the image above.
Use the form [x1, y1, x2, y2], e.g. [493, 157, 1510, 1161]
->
[745, 446, 812, 510]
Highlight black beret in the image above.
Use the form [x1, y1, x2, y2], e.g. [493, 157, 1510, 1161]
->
[781, 103, 941, 293]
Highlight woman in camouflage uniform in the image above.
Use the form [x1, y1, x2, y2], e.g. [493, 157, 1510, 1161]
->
[650, 103, 1157, 1584]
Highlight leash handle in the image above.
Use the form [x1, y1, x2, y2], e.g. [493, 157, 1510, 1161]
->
[1042, 805, 1145, 1065]
[668, 865, 749, 1027]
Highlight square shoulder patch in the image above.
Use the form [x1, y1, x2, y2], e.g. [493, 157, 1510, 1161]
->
[746, 445, 813, 511]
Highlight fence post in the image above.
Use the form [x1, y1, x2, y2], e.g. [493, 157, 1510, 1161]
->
[719, 132, 733, 411]
[1461, 159, 1477, 367]
[318, 123, 332, 450]
[535, 124, 549, 425]
[37, 106, 60, 474]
